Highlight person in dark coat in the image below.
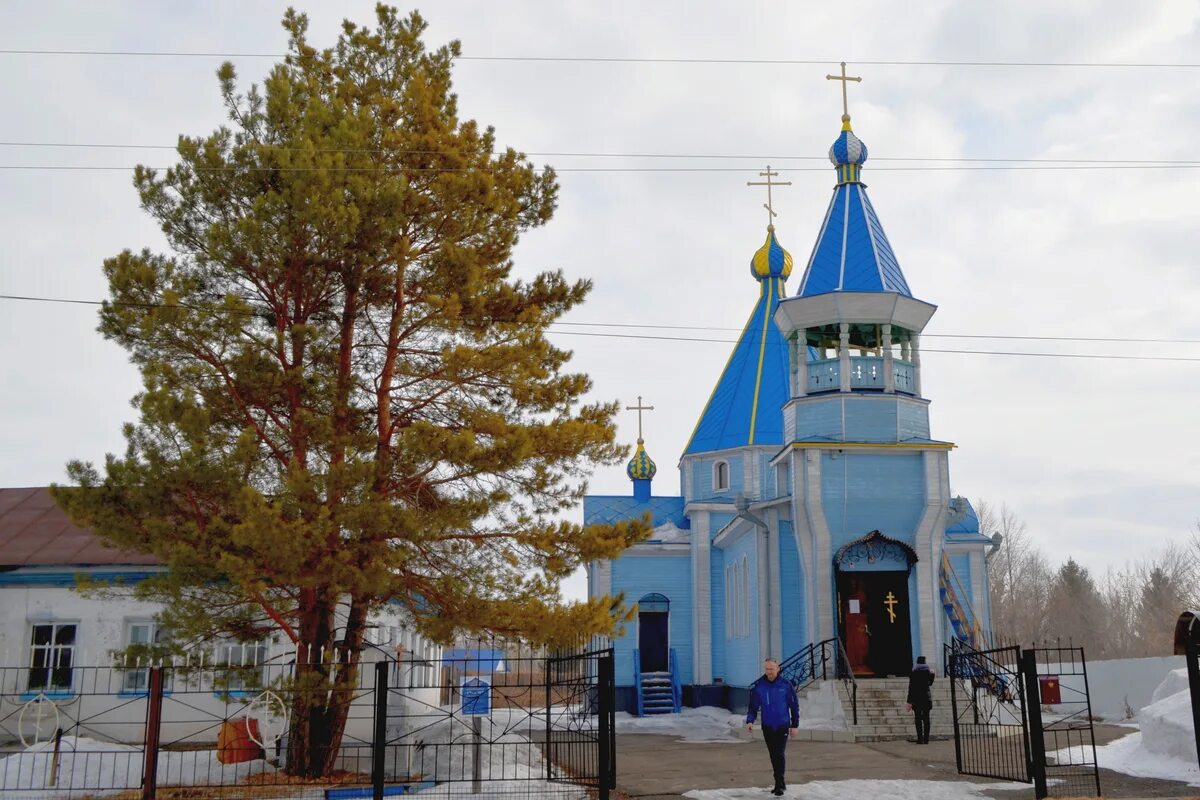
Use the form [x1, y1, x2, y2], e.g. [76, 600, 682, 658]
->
[745, 658, 799, 796]
[906, 655, 935, 743]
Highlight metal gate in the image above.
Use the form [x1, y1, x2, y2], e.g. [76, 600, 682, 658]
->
[1023, 647, 1100, 798]
[381, 643, 615, 799]
[947, 642, 1031, 782]
[948, 643, 1101, 799]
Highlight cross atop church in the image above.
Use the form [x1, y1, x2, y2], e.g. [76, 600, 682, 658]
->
[747, 166, 791, 225]
[626, 395, 654, 442]
[826, 61, 863, 122]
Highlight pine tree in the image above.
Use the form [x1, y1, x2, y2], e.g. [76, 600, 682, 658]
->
[53, 6, 647, 777]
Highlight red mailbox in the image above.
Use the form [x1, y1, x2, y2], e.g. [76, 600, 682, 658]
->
[1038, 675, 1061, 705]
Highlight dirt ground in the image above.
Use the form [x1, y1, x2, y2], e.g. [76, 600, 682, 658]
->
[614, 724, 1200, 800]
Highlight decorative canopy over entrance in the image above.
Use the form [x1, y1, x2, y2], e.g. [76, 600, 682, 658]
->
[834, 530, 918, 573]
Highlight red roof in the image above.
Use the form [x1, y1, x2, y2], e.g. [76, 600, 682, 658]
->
[0, 487, 161, 568]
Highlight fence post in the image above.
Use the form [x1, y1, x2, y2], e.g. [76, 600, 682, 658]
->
[372, 660, 388, 800]
[142, 666, 164, 800]
[598, 651, 615, 800]
[1019, 649, 1048, 799]
[545, 655, 553, 782]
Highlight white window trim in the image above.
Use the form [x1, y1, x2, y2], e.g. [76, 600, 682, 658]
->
[28, 621, 79, 693]
[713, 460, 730, 492]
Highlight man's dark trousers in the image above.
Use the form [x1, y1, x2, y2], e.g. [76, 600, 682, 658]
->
[761, 724, 789, 788]
[913, 704, 931, 743]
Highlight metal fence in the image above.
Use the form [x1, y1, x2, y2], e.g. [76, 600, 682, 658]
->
[0, 642, 615, 799]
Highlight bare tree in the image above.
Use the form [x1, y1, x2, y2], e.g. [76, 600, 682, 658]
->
[978, 500, 1052, 647]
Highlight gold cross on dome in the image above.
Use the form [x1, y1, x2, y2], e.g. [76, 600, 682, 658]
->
[826, 61, 863, 121]
[747, 166, 791, 225]
[625, 395, 654, 441]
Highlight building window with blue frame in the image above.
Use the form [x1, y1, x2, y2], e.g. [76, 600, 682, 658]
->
[740, 557, 750, 637]
[215, 640, 269, 694]
[713, 461, 730, 492]
[28, 622, 77, 693]
[123, 620, 170, 693]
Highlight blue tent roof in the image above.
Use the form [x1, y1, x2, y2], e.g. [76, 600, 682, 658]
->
[796, 125, 912, 298]
[685, 275, 790, 454]
[442, 648, 507, 673]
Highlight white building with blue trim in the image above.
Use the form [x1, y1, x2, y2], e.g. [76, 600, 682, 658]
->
[586, 111, 995, 714]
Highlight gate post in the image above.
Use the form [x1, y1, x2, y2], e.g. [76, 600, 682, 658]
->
[598, 651, 615, 800]
[142, 666, 164, 800]
[372, 660, 388, 800]
[947, 647, 962, 773]
[1186, 634, 1200, 769]
[1020, 650, 1048, 799]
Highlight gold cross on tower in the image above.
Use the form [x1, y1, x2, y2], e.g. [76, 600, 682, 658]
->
[884, 591, 898, 624]
[826, 61, 863, 123]
[746, 166, 792, 226]
[626, 395, 655, 442]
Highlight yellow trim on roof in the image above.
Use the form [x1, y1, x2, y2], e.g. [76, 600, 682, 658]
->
[791, 441, 957, 450]
[682, 285, 767, 454]
[746, 278, 774, 445]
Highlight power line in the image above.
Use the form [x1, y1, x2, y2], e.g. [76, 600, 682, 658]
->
[1, 141, 1196, 166]
[4, 49, 1200, 69]
[3, 163, 1199, 174]
[3, 293, 1197, 362]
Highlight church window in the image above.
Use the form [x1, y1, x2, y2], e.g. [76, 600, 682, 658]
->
[740, 557, 750, 637]
[122, 620, 170, 693]
[775, 463, 788, 496]
[713, 461, 730, 492]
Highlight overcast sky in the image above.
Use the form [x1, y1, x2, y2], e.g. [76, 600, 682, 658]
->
[2, 1, 1198, 602]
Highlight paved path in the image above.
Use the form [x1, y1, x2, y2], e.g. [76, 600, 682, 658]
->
[614, 725, 1200, 799]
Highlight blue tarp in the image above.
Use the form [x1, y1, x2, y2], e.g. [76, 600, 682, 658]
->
[441, 648, 507, 674]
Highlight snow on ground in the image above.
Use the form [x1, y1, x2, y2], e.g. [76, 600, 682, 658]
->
[615, 696, 848, 745]
[685, 778, 1031, 799]
[0, 735, 272, 798]
[616, 706, 750, 742]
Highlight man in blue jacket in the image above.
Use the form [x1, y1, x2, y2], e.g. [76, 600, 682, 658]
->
[745, 658, 799, 796]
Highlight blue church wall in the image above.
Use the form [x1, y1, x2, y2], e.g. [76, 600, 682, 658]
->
[689, 455, 744, 501]
[821, 451, 926, 552]
[709, 548, 726, 680]
[721, 530, 761, 687]
[611, 554, 694, 687]
[709, 512, 736, 542]
[792, 396, 932, 443]
[778, 518, 806, 657]
[896, 399, 931, 441]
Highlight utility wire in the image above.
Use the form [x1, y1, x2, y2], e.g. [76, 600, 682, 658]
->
[3, 293, 1197, 362]
[3, 50, 1200, 68]
[2, 164, 1198, 174]
[0, 142, 1194, 166]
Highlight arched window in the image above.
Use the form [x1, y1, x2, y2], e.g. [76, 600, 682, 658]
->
[741, 557, 750, 637]
[713, 460, 730, 492]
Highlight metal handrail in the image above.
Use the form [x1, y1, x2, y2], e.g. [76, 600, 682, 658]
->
[777, 637, 858, 726]
[632, 648, 643, 717]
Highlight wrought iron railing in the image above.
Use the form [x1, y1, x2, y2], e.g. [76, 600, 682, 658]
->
[777, 637, 858, 725]
[668, 648, 682, 713]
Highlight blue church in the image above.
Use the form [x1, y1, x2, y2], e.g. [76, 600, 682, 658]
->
[585, 102, 995, 715]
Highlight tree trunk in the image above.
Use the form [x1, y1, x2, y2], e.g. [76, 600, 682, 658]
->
[285, 592, 371, 778]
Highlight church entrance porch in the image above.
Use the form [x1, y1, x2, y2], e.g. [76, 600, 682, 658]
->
[833, 530, 919, 678]
[836, 570, 912, 677]
[637, 592, 670, 673]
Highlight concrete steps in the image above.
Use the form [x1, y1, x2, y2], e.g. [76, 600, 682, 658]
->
[848, 677, 955, 742]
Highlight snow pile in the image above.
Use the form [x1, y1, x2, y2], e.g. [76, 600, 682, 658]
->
[796, 681, 847, 730]
[685, 778, 1031, 799]
[1138, 668, 1198, 766]
[616, 706, 748, 742]
[649, 521, 690, 543]
[0, 735, 271, 798]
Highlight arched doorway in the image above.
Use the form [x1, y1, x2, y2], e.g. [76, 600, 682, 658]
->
[834, 530, 917, 677]
[637, 593, 670, 673]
